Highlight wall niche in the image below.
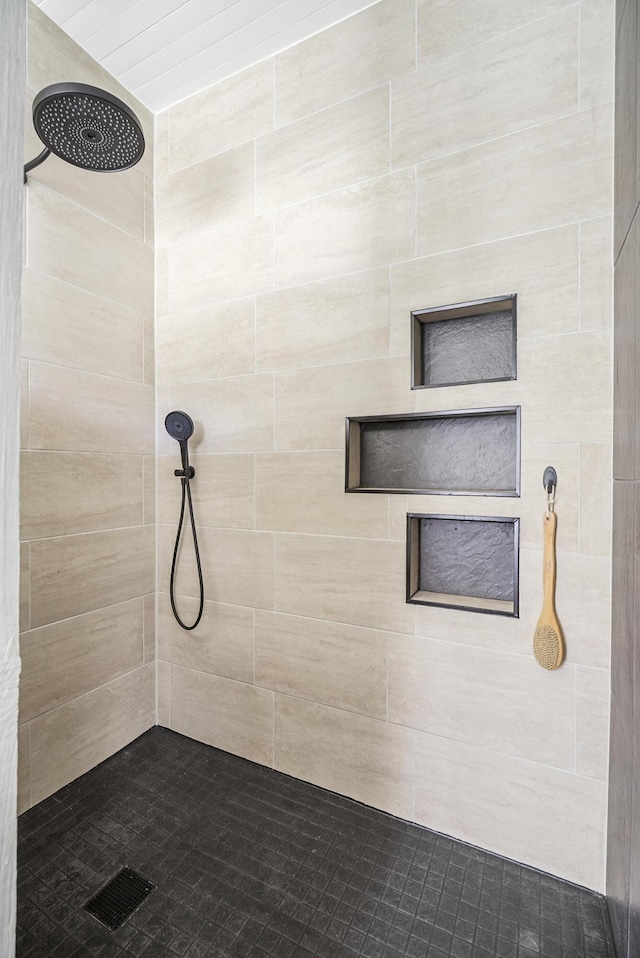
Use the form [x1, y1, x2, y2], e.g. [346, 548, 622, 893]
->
[412, 294, 517, 389]
[406, 513, 520, 616]
[345, 407, 521, 496]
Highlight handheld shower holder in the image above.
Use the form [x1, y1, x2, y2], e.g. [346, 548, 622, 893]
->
[174, 467, 195, 479]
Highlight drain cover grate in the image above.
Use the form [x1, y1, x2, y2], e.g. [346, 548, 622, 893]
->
[84, 867, 155, 930]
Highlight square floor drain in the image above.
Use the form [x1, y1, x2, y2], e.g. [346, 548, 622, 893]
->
[84, 867, 155, 930]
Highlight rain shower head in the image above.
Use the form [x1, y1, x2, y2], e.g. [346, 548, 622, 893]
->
[165, 411, 194, 442]
[24, 82, 145, 181]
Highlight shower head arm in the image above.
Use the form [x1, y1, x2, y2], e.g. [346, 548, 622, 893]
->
[24, 146, 51, 183]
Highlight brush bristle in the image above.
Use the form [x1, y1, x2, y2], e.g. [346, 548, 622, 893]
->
[534, 624, 562, 670]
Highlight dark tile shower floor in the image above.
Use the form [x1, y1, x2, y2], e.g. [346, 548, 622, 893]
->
[17, 727, 614, 958]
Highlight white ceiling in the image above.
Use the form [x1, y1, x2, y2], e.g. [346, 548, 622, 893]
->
[34, 0, 380, 113]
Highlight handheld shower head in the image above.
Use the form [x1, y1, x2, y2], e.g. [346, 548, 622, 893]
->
[24, 82, 145, 181]
[165, 411, 204, 630]
[165, 410, 194, 442]
[165, 411, 195, 478]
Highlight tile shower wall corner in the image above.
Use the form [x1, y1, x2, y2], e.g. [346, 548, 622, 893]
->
[19, 2, 156, 810]
[155, 0, 614, 894]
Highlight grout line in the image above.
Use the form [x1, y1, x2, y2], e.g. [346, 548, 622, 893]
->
[155, 216, 607, 317]
[28, 174, 147, 244]
[23, 662, 151, 726]
[22, 594, 150, 636]
[24, 522, 156, 543]
[26, 356, 156, 388]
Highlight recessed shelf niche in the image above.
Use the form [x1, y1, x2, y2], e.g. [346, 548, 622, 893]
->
[345, 407, 521, 496]
[406, 514, 520, 617]
[412, 295, 517, 389]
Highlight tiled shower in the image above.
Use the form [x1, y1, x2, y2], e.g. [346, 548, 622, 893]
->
[2, 0, 637, 954]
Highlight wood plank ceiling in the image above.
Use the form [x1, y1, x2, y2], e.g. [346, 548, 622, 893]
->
[33, 0, 380, 112]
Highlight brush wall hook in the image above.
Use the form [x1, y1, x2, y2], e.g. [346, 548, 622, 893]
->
[543, 466, 557, 514]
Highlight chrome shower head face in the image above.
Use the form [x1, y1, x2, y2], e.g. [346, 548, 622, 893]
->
[32, 82, 145, 172]
[165, 411, 194, 443]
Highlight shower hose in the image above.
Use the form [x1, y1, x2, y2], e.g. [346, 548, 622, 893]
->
[170, 474, 204, 630]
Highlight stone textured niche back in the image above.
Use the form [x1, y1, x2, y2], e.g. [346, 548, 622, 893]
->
[421, 311, 514, 387]
[419, 517, 515, 601]
[412, 296, 516, 389]
[356, 410, 519, 494]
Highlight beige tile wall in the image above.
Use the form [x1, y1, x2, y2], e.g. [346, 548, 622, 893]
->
[22, 0, 613, 894]
[155, 0, 614, 892]
[18, 3, 156, 811]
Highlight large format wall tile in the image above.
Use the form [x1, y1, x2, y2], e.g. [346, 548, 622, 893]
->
[255, 611, 387, 719]
[393, 9, 578, 168]
[388, 634, 576, 769]
[29, 362, 154, 455]
[274, 0, 414, 126]
[156, 298, 255, 385]
[19, 599, 144, 723]
[257, 87, 389, 213]
[518, 332, 612, 444]
[417, 0, 575, 65]
[27, 182, 153, 313]
[155, 143, 255, 246]
[166, 214, 273, 311]
[29, 664, 155, 806]
[255, 451, 388, 538]
[256, 268, 389, 372]
[580, 217, 614, 333]
[274, 356, 407, 451]
[274, 171, 415, 288]
[158, 525, 274, 611]
[27, 155, 146, 241]
[417, 107, 611, 256]
[414, 549, 611, 670]
[414, 732, 607, 891]
[158, 594, 254, 684]
[168, 60, 274, 171]
[274, 695, 413, 819]
[30, 526, 155, 628]
[158, 453, 254, 529]
[576, 666, 609, 780]
[275, 534, 414, 633]
[580, 0, 615, 110]
[160, 375, 273, 454]
[170, 665, 273, 766]
[143, 593, 155, 664]
[22, 269, 144, 381]
[21, 451, 143, 539]
[390, 226, 580, 356]
[579, 443, 613, 555]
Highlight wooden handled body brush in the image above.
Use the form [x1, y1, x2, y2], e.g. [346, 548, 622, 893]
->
[533, 508, 564, 670]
